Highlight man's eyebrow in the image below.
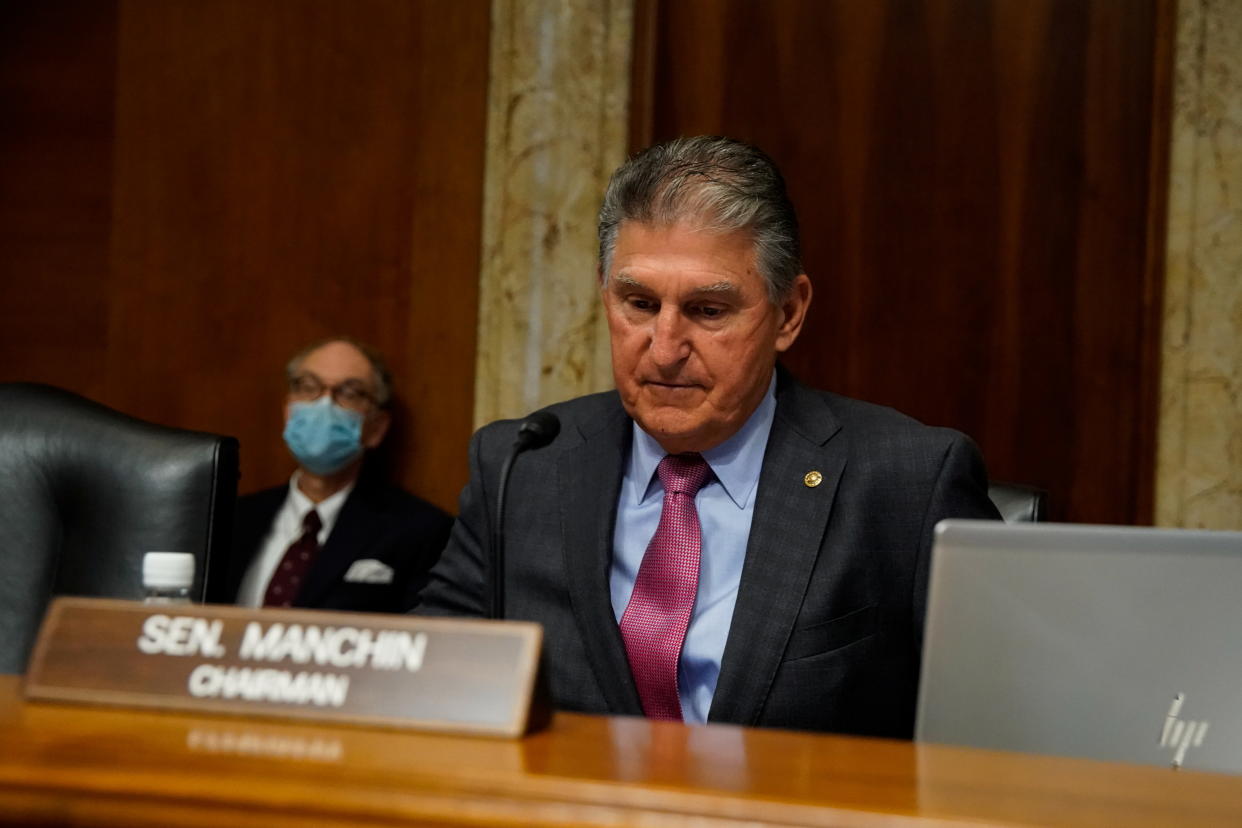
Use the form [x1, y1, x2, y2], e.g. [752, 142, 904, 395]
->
[691, 281, 740, 296]
[610, 273, 648, 291]
[610, 274, 741, 297]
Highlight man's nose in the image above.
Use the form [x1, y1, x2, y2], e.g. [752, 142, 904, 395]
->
[648, 308, 691, 367]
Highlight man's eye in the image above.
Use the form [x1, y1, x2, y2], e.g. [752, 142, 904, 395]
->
[629, 297, 657, 311]
[291, 377, 323, 395]
[693, 305, 725, 319]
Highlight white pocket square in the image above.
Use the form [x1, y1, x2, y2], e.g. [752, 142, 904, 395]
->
[343, 559, 394, 584]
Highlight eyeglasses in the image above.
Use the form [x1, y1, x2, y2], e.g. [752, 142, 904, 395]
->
[288, 373, 377, 412]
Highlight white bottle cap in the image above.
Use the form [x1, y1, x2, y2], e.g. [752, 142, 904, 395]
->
[142, 552, 195, 590]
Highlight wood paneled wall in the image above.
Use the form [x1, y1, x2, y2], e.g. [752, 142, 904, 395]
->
[634, 0, 1172, 524]
[2, 1, 1175, 524]
[0, 2, 118, 399]
[0, 1, 490, 513]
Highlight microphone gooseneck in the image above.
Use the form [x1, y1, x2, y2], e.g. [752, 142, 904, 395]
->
[492, 411, 561, 619]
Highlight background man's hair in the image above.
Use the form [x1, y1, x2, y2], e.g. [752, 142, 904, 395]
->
[596, 135, 803, 302]
[285, 335, 393, 408]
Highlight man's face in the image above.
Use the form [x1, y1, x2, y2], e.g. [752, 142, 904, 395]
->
[285, 341, 390, 450]
[603, 220, 812, 455]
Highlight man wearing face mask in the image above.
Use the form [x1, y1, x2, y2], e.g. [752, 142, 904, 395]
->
[225, 337, 453, 613]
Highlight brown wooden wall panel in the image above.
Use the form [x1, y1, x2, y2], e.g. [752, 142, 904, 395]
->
[0, 2, 118, 402]
[0, 0, 490, 514]
[636, 0, 1171, 523]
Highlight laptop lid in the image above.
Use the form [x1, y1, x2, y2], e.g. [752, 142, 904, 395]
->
[916, 519, 1242, 773]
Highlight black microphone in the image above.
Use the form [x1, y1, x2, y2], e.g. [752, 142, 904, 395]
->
[492, 410, 561, 619]
[513, 410, 560, 452]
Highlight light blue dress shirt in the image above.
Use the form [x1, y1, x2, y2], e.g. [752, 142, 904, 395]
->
[610, 374, 777, 723]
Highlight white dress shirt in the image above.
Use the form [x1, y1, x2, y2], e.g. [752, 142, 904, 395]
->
[235, 473, 355, 607]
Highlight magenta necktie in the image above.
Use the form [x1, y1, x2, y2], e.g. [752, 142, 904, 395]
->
[620, 453, 711, 720]
[263, 509, 322, 607]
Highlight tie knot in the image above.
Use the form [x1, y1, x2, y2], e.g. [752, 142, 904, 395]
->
[302, 509, 322, 535]
[656, 453, 710, 497]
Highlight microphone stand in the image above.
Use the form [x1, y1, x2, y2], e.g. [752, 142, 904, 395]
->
[492, 451, 518, 620]
[491, 412, 559, 619]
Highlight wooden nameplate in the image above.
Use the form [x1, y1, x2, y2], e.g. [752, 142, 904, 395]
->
[24, 597, 545, 738]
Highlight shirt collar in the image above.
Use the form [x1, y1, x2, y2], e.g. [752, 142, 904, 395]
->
[629, 372, 777, 510]
[287, 471, 354, 529]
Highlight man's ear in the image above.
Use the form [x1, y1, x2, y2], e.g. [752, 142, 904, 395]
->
[363, 409, 391, 449]
[774, 274, 813, 353]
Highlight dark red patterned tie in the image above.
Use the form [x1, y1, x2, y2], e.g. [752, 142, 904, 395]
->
[620, 453, 711, 720]
[263, 509, 322, 607]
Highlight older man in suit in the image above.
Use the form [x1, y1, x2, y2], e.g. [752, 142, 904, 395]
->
[416, 136, 999, 737]
[226, 337, 452, 614]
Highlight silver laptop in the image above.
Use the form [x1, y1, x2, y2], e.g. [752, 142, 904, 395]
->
[916, 519, 1242, 773]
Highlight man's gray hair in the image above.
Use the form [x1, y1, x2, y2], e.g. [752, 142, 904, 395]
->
[597, 136, 802, 303]
[285, 336, 393, 408]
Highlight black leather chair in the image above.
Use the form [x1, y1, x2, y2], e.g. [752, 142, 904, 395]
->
[0, 383, 238, 673]
[987, 481, 1047, 523]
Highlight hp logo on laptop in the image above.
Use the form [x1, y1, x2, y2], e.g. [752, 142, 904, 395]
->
[1160, 693, 1210, 769]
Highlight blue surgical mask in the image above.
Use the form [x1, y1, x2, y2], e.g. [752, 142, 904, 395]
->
[283, 396, 364, 476]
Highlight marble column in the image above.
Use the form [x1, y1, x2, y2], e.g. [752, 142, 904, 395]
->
[1156, 0, 1242, 529]
[473, 0, 633, 428]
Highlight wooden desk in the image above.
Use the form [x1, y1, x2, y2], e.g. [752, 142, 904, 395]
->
[2, 675, 1241, 827]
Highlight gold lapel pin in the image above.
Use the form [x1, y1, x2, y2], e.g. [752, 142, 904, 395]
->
[804, 470, 823, 488]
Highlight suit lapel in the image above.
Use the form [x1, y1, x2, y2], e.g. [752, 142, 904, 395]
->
[558, 401, 643, 715]
[709, 373, 846, 725]
[297, 487, 376, 606]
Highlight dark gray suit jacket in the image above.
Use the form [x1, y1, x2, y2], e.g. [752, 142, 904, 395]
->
[416, 369, 999, 737]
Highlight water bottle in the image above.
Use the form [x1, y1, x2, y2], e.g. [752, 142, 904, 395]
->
[142, 552, 195, 604]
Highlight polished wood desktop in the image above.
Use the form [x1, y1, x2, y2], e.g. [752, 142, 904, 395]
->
[2, 675, 1241, 827]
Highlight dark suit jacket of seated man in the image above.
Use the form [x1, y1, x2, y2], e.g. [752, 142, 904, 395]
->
[229, 474, 451, 613]
[414, 136, 1000, 737]
[225, 337, 452, 614]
